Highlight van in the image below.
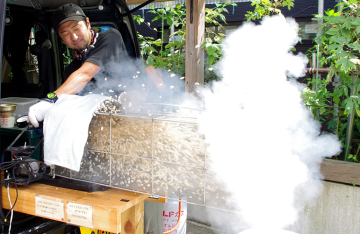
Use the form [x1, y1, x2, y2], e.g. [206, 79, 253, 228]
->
[1, 0, 141, 98]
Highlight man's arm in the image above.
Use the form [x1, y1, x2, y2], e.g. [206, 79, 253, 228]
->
[28, 61, 101, 127]
[54, 61, 101, 96]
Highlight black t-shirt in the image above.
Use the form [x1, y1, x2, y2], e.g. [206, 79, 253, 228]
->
[63, 28, 135, 96]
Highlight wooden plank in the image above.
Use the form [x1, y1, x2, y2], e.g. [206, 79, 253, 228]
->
[321, 158, 360, 186]
[121, 201, 135, 234]
[185, 0, 205, 92]
[119, 200, 144, 234]
[1, 183, 148, 233]
[134, 201, 144, 234]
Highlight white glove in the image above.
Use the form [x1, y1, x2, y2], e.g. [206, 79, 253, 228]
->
[28, 100, 54, 128]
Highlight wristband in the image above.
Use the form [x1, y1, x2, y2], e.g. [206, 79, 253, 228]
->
[46, 92, 58, 103]
[39, 98, 56, 103]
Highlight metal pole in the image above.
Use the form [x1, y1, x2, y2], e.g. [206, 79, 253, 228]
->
[318, 0, 324, 23]
[312, 53, 316, 90]
[344, 76, 358, 161]
[335, 0, 342, 12]
[170, 24, 175, 52]
[315, 0, 324, 90]
[0, 1, 7, 98]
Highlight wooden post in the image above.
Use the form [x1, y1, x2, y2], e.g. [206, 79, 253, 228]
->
[185, 0, 205, 92]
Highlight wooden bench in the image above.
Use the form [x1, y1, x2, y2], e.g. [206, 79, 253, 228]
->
[1, 183, 148, 233]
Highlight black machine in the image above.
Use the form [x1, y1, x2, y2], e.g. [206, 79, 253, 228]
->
[1, 124, 108, 190]
[2, 145, 49, 186]
[1, 124, 49, 186]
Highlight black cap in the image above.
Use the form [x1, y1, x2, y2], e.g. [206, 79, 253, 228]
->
[52, 4, 86, 33]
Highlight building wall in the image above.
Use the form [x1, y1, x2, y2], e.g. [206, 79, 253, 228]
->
[132, 0, 338, 39]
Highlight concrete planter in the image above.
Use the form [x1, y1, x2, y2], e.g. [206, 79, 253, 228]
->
[321, 158, 360, 186]
[291, 180, 360, 234]
[290, 159, 360, 234]
[188, 159, 360, 234]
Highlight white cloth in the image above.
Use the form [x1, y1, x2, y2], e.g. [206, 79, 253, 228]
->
[43, 94, 108, 171]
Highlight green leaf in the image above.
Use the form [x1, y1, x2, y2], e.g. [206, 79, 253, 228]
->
[166, 17, 173, 26]
[335, 57, 347, 66]
[356, 107, 360, 117]
[152, 15, 161, 22]
[214, 36, 222, 43]
[342, 19, 352, 29]
[206, 45, 217, 56]
[340, 28, 352, 39]
[326, 9, 335, 16]
[208, 55, 216, 66]
[327, 120, 337, 129]
[325, 27, 339, 36]
[328, 44, 341, 51]
[331, 35, 350, 44]
[153, 40, 162, 46]
[352, 43, 360, 53]
[336, 57, 356, 72]
[333, 51, 348, 60]
[146, 56, 154, 66]
[211, 52, 219, 58]
[343, 97, 354, 114]
[352, 17, 360, 25]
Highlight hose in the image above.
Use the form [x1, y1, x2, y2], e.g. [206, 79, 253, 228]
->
[163, 199, 181, 234]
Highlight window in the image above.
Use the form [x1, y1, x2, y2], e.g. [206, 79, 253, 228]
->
[1, 27, 40, 85]
[297, 20, 318, 41]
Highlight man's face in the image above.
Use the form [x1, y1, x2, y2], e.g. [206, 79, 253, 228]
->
[58, 18, 92, 51]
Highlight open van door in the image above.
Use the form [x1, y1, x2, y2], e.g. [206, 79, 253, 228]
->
[0, 1, 7, 98]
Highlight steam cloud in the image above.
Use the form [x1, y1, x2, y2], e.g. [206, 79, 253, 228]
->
[80, 55, 186, 114]
[197, 15, 341, 233]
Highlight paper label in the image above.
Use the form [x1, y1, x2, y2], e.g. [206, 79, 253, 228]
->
[35, 196, 65, 221]
[66, 202, 94, 228]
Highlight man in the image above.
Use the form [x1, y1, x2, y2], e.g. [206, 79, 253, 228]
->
[28, 3, 131, 127]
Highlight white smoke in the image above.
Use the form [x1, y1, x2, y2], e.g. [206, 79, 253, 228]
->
[80, 56, 187, 113]
[197, 15, 341, 232]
